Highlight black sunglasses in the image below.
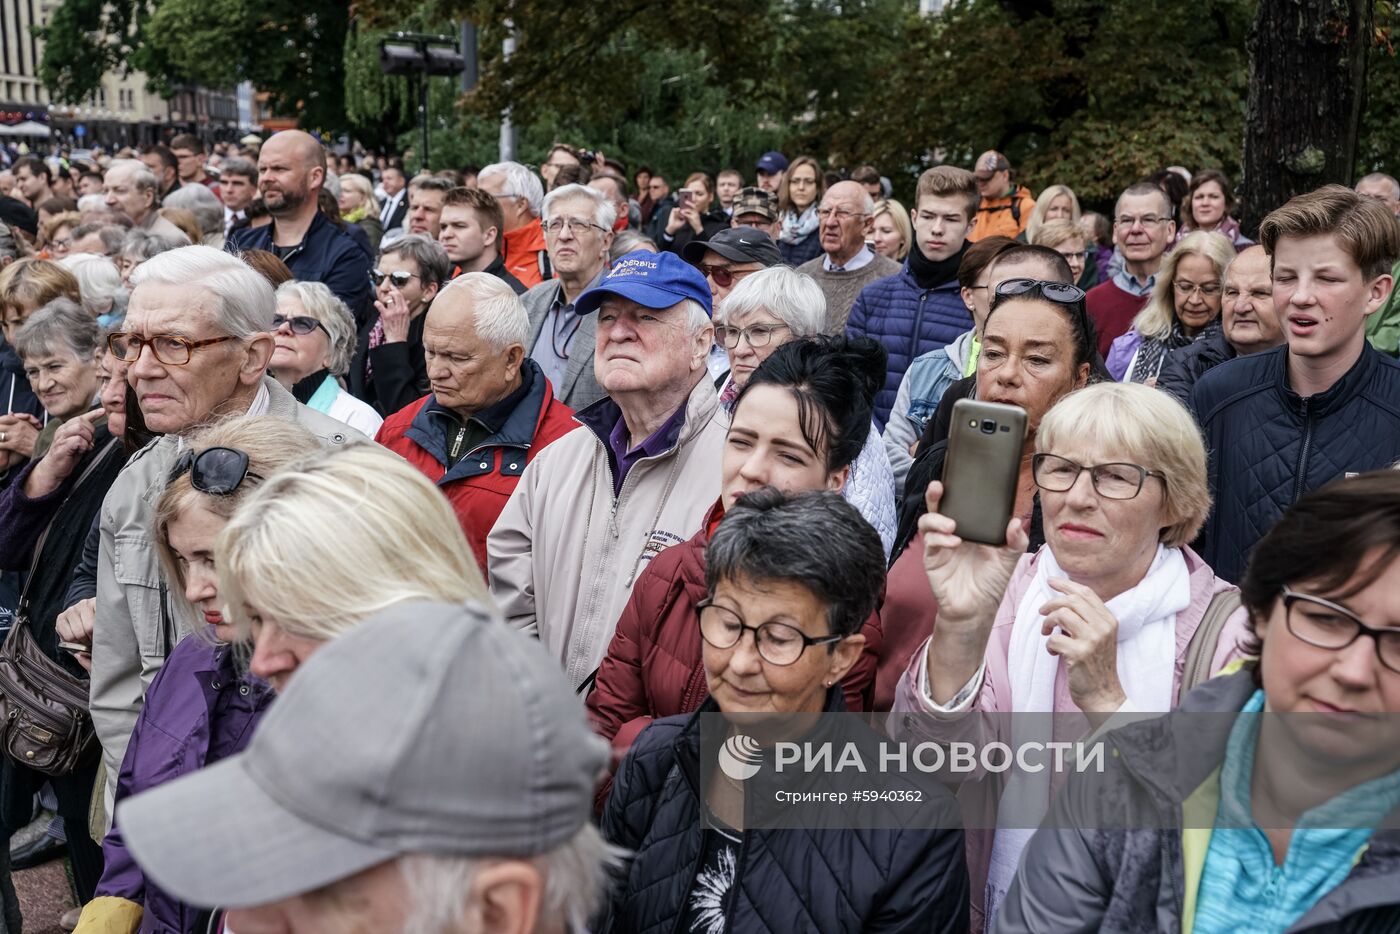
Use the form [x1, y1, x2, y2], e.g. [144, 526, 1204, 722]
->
[994, 278, 1086, 304]
[272, 314, 329, 336]
[168, 446, 262, 495]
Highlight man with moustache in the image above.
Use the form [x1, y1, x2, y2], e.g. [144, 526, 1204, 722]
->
[227, 130, 371, 321]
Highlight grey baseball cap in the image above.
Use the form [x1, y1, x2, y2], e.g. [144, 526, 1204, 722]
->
[117, 601, 607, 909]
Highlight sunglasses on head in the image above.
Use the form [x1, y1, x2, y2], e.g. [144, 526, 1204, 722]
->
[272, 314, 329, 336]
[168, 446, 262, 496]
[994, 278, 1086, 304]
[369, 269, 416, 288]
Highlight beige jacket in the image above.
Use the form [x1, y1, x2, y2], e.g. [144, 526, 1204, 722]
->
[487, 376, 725, 689]
[91, 376, 364, 823]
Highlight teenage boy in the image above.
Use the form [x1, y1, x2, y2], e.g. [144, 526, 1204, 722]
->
[1190, 184, 1400, 583]
[437, 186, 527, 294]
[845, 165, 979, 426]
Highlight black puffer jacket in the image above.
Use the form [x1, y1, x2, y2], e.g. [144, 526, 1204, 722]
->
[1189, 345, 1400, 583]
[1157, 328, 1237, 407]
[598, 689, 970, 933]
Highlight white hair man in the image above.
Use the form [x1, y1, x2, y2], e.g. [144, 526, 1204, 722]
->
[376, 272, 580, 567]
[489, 250, 725, 690]
[118, 602, 620, 934]
[520, 183, 616, 411]
[478, 161, 548, 288]
[796, 180, 902, 332]
[84, 246, 365, 821]
[102, 159, 187, 241]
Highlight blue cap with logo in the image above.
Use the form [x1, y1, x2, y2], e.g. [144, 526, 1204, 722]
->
[573, 250, 713, 318]
[755, 151, 789, 175]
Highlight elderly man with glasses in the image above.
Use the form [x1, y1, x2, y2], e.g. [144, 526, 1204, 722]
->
[1084, 181, 1178, 357]
[89, 246, 364, 826]
[797, 180, 902, 333]
[520, 183, 616, 411]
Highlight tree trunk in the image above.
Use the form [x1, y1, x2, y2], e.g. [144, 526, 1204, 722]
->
[1241, 0, 1373, 235]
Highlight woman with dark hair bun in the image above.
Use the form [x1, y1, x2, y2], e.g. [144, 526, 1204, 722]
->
[586, 335, 888, 807]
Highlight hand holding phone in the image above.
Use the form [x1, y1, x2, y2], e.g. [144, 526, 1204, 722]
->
[940, 399, 1028, 545]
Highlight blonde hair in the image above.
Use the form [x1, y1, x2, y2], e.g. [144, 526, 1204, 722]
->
[154, 416, 322, 637]
[1132, 230, 1235, 340]
[1031, 219, 1088, 251]
[1036, 382, 1210, 547]
[1025, 185, 1081, 243]
[0, 258, 81, 316]
[872, 199, 913, 261]
[40, 211, 81, 249]
[217, 443, 487, 643]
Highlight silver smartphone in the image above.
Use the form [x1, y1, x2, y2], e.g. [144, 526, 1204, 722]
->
[941, 399, 1028, 546]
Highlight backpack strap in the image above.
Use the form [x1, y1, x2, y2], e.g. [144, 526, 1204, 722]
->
[1179, 589, 1242, 698]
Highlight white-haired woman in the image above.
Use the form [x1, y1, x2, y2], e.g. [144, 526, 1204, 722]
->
[893, 381, 1252, 930]
[337, 173, 383, 252]
[1106, 230, 1235, 383]
[717, 265, 897, 555]
[270, 280, 383, 436]
[61, 252, 127, 327]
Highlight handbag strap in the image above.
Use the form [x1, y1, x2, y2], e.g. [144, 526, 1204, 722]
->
[14, 436, 122, 625]
[1179, 589, 1243, 698]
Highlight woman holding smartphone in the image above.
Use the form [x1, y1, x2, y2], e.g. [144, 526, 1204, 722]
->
[661, 173, 729, 257]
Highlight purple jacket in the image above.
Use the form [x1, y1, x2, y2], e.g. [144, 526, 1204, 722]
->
[1106, 328, 1144, 381]
[98, 633, 271, 933]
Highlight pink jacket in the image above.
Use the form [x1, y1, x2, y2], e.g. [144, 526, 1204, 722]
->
[891, 544, 1251, 932]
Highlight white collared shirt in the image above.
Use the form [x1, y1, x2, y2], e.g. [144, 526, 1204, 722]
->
[823, 246, 874, 273]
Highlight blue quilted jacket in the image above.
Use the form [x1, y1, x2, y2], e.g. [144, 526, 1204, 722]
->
[597, 690, 970, 934]
[846, 264, 974, 427]
[1190, 344, 1400, 584]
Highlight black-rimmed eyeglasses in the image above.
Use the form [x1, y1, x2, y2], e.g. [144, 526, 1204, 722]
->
[1282, 587, 1400, 674]
[698, 598, 843, 666]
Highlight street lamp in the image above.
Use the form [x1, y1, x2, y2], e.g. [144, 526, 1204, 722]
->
[380, 33, 465, 173]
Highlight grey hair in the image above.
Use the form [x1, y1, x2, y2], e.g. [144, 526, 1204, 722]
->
[397, 823, 626, 934]
[682, 297, 711, 334]
[161, 184, 224, 237]
[704, 487, 885, 639]
[70, 223, 127, 255]
[60, 253, 126, 318]
[77, 193, 107, 214]
[436, 272, 530, 352]
[542, 183, 617, 231]
[131, 245, 275, 336]
[221, 157, 256, 183]
[0, 222, 23, 262]
[716, 265, 826, 336]
[379, 234, 451, 289]
[1115, 181, 1174, 222]
[13, 297, 103, 362]
[478, 161, 543, 216]
[322, 168, 341, 199]
[408, 174, 454, 198]
[1358, 172, 1400, 201]
[609, 230, 656, 264]
[106, 158, 158, 195]
[275, 280, 358, 376]
[121, 229, 191, 264]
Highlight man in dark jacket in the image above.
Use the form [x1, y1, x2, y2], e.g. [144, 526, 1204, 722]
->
[1159, 245, 1283, 405]
[846, 166, 979, 426]
[1190, 186, 1400, 583]
[226, 130, 372, 321]
[436, 186, 526, 293]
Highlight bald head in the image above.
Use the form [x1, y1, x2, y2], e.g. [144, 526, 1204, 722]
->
[818, 181, 877, 265]
[1222, 245, 1283, 354]
[257, 131, 325, 220]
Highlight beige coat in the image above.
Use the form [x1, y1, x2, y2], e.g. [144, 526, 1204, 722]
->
[487, 376, 725, 689]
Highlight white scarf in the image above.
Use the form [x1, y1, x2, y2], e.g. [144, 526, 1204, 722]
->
[984, 543, 1189, 923]
[778, 204, 819, 245]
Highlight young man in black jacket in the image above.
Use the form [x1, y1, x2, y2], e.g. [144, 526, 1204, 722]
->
[1190, 186, 1400, 583]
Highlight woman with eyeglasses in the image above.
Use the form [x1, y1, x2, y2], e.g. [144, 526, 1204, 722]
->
[1106, 230, 1236, 384]
[587, 335, 887, 808]
[660, 173, 729, 258]
[892, 380, 1250, 931]
[997, 470, 1400, 934]
[1031, 219, 1099, 290]
[712, 266, 896, 554]
[775, 156, 827, 266]
[599, 488, 969, 934]
[269, 281, 382, 436]
[75, 415, 321, 934]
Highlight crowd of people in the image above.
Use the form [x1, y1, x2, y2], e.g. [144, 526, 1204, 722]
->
[0, 132, 1397, 933]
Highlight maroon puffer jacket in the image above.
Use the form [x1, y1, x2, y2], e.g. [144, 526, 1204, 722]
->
[585, 500, 884, 811]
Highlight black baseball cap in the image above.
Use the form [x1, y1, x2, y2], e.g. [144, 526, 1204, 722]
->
[682, 226, 784, 268]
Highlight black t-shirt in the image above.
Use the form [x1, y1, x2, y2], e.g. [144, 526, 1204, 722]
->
[681, 810, 742, 934]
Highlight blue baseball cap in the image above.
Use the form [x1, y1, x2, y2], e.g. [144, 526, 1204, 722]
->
[755, 151, 789, 175]
[574, 250, 713, 318]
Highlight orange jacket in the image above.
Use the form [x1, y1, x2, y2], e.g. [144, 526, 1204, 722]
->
[971, 184, 1036, 241]
[502, 222, 549, 288]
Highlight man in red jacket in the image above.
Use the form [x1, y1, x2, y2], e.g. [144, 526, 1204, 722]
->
[376, 271, 578, 567]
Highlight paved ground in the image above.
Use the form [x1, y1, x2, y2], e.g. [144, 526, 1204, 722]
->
[14, 858, 75, 933]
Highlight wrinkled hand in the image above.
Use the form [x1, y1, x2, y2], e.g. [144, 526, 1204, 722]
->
[25, 408, 103, 498]
[920, 480, 1027, 627]
[1041, 578, 1126, 713]
[56, 597, 95, 672]
[0, 412, 42, 459]
[374, 287, 412, 343]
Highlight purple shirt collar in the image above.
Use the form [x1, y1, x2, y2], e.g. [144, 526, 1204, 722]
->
[605, 401, 689, 496]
